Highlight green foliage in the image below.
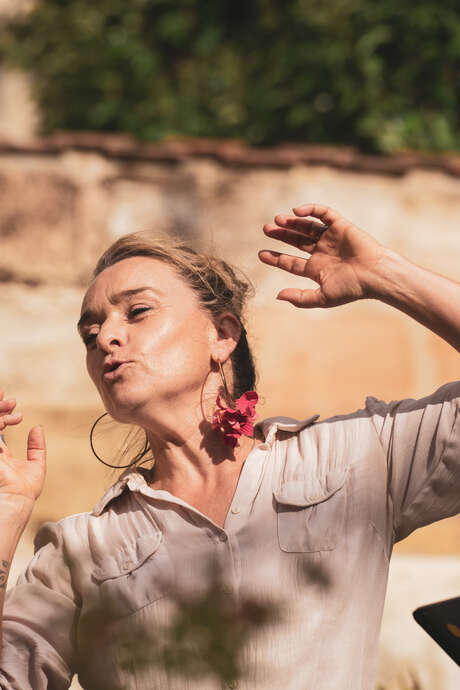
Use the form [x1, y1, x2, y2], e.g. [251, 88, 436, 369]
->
[80, 558, 282, 688]
[2, 0, 460, 152]
[118, 563, 280, 685]
[78, 552, 329, 687]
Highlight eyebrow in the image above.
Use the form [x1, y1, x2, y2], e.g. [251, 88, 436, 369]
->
[77, 286, 160, 332]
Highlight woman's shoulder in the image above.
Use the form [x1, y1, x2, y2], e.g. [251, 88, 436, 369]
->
[259, 380, 460, 446]
[31, 472, 160, 585]
[33, 469, 147, 553]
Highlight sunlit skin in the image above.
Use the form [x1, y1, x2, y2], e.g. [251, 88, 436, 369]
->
[77, 256, 258, 504]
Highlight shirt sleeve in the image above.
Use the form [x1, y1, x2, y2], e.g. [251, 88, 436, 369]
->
[0, 521, 79, 689]
[365, 381, 460, 543]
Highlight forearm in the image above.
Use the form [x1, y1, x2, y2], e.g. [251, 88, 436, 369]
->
[0, 496, 34, 650]
[368, 248, 460, 352]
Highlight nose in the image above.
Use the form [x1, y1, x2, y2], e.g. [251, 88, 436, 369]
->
[95, 317, 126, 352]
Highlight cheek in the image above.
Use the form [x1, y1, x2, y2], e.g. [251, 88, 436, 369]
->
[142, 323, 211, 378]
[86, 352, 101, 387]
[176, 326, 211, 363]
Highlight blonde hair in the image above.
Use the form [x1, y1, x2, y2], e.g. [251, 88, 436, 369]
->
[93, 232, 256, 398]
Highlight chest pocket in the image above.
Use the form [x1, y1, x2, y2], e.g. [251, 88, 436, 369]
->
[273, 468, 348, 553]
[92, 530, 173, 618]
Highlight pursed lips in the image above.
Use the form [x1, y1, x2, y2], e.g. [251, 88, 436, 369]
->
[102, 360, 133, 381]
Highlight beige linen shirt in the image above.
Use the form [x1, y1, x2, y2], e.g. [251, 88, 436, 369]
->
[2, 382, 460, 690]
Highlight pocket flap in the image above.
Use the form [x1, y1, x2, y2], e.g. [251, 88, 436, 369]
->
[273, 468, 348, 507]
[93, 529, 163, 581]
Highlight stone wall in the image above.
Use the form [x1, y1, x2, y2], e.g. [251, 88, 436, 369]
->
[2, 135, 460, 416]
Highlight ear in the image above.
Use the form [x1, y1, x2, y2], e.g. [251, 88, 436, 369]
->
[209, 312, 242, 364]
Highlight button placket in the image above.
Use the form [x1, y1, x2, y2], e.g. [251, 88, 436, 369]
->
[228, 442, 268, 527]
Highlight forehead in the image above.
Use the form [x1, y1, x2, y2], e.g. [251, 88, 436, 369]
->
[81, 256, 193, 312]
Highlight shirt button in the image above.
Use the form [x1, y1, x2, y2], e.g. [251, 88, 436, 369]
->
[222, 584, 233, 595]
[219, 532, 228, 542]
[123, 560, 133, 570]
[227, 681, 238, 689]
[231, 505, 240, 514]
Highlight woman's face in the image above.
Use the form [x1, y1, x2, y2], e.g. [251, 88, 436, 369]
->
[78, 256, 217, 424]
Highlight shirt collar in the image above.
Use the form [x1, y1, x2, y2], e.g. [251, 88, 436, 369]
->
[91, 414, 320, 516]
[91, 465, 150, 516]
[254, 414, 319, 444]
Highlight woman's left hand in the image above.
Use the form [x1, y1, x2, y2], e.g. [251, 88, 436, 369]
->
[258, 203, 385, 308]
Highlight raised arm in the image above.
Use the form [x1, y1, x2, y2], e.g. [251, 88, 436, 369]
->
[0, 393, 46, 649]
[258, 203, 460, 352]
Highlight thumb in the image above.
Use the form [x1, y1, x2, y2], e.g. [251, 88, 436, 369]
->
[27, 425, 47, 466]
[276, 287, 327, 308]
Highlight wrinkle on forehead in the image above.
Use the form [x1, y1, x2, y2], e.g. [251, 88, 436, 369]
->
[78, 256, 201, 330]
[77, 287, 163, 332]
[80, 257, 177, 311]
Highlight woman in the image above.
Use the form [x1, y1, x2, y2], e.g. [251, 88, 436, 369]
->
[0, 203, 459, 689]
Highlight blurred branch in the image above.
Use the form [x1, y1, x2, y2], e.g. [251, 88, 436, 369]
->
[77, 550, 331, 686]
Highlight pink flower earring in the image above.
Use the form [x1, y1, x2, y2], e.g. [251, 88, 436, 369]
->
[211, 361, 258, 447]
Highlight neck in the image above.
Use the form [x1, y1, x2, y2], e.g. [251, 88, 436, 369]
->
[146, 423, 258, 491]
[128, 372, 259, 491]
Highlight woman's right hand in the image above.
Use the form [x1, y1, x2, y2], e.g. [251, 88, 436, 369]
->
[0, 392, 46, 505]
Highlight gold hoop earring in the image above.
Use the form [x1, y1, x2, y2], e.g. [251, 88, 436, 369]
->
[90, 412, 150, 469]
[218, 360, 232, 404]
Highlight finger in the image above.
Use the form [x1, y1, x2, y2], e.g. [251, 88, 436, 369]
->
[258, 250, 310, 277]
[273, 215, 327, 238]
[277, 287, 327, 309]
[0, 412, 23, 431]
[292, 203, 339, 226]
[27, 426, 46, 465]
[0, 398, 17, 413]
[263, 225, 318, 252]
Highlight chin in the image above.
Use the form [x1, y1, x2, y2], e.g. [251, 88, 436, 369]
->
[100, 388, 147, 424]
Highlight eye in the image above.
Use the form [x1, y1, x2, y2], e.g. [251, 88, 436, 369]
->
[82, 332, 97, 347]
[128, 306, 151, 318]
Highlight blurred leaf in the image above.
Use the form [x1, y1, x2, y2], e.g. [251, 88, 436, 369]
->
[1, 0, 460, 151]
